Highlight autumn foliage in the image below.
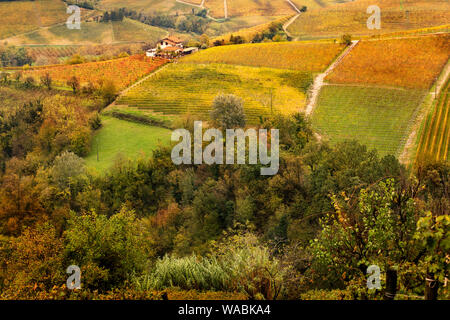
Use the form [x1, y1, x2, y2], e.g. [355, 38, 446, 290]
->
[23, 55, 167, 91]
[326, 34, 450, 89]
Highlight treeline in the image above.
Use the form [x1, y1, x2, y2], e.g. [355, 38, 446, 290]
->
[104, 7, 210, 34]
[0, 83, 447, 299]
[0, 45, 32, 67]
[62, 0, 96, 10]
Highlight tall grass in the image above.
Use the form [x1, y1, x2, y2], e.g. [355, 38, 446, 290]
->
[134, 233, 285, 299]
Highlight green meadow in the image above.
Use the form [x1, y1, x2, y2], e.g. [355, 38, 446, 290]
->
[85, 116, 172, 172]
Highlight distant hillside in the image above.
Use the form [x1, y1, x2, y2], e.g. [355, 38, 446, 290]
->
[0, 0, 68, 39]
[4, 18, 167, 45]
[287, 0, 450, 38]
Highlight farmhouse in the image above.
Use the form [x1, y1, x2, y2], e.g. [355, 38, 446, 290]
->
[146, 36, 192, 59]
[158, 36, 184, 49]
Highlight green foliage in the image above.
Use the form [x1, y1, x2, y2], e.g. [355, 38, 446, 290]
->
[415, 212, 450, 284]
[137, 230, 285, 299]
[210, 94, 246, 129]
[64, 207, 151, 291]
[309, 179, 422, 291]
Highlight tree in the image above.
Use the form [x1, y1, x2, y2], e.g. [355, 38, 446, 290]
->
[2, 223, 64, 298]
[341, 34, 352, 46]
[50, 151, 86, 191]
[64, 207, 151, 291]
[67, 76, 79, 93]
[210, 94, 246, 129]
[40, 72, 52, 90]
[309, 179, 422, 298]
[99, 79, 117, 104]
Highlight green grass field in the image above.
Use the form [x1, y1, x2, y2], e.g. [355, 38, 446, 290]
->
[117, 63, 311, 124]
[85, 116, 172, 172]
[311, 85, 427, 157]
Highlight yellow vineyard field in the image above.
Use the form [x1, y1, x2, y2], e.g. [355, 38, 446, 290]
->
[287, 0, 450, 37]
[182, 41, 344, 71]
[326, 34, 450, 89]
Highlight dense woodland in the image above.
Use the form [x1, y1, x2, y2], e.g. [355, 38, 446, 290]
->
[0, 75, 447, 299]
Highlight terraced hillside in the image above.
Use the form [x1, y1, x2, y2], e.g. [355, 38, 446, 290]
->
[287, 0, 450, 38]
[312, 86, 427, 156]
[116, 63, 312, 123]
[312, 34, 449, 157]
[416, 78, 450, 162]
[182, 41, 345, 71]
[325, 34, 450, 89]
[22, 55, 167, 90]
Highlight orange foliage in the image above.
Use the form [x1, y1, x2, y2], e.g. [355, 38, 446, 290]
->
[326, 34, 450, 89]
[23, 55, 167, 91]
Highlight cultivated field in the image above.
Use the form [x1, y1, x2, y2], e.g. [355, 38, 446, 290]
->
[85, 116, 171, 172]
[225, 0, 295, 17]
[311, 85, 427, 156]
[117, 63, 312, 123]
[0, 0, 68, 39]
[416, 79, 450, 162]
[6, 18, 167, 46]
[287, 0, 450, 38]
[182, 41, 344, 71]
[22, 55, 167, 90]
[98, 0, 192, 15]
[212, 16, 290, 43]
[25, 46, 79, 61]
[325, 34, 450, 89]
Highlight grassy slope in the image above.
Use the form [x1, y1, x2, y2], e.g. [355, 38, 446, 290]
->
[85, 116, 171, 172]
[117, 63, 309, 123]
[312, 85, 427, 157]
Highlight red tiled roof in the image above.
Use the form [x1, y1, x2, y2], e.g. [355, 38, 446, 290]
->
[162, 46, 181, 52]
[164, 36, 183, 44]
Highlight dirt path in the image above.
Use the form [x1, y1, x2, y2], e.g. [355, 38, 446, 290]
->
[399, 59, 450, 164]
[282, 14, 300, 38]
[305, 40, 359, 116]
[175, 0, 222, 21]
[286, 0, 301, 13]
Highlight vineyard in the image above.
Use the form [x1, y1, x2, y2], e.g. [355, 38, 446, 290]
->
[117, 63, 312, 123]
[311, 85, 427, 156]
[26, 46, 80, 61]
[325, 34, 450, 89]
[23, 55, 167, 90]
[225, 0, 294, 17]
[287, 0, 450, 38]
[6, 17, 167, 46]
[0, 0, 68, 39]
[416, 79, 450, 162]
[212, 16, 291, 43]
[182, 41, 344, 71]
